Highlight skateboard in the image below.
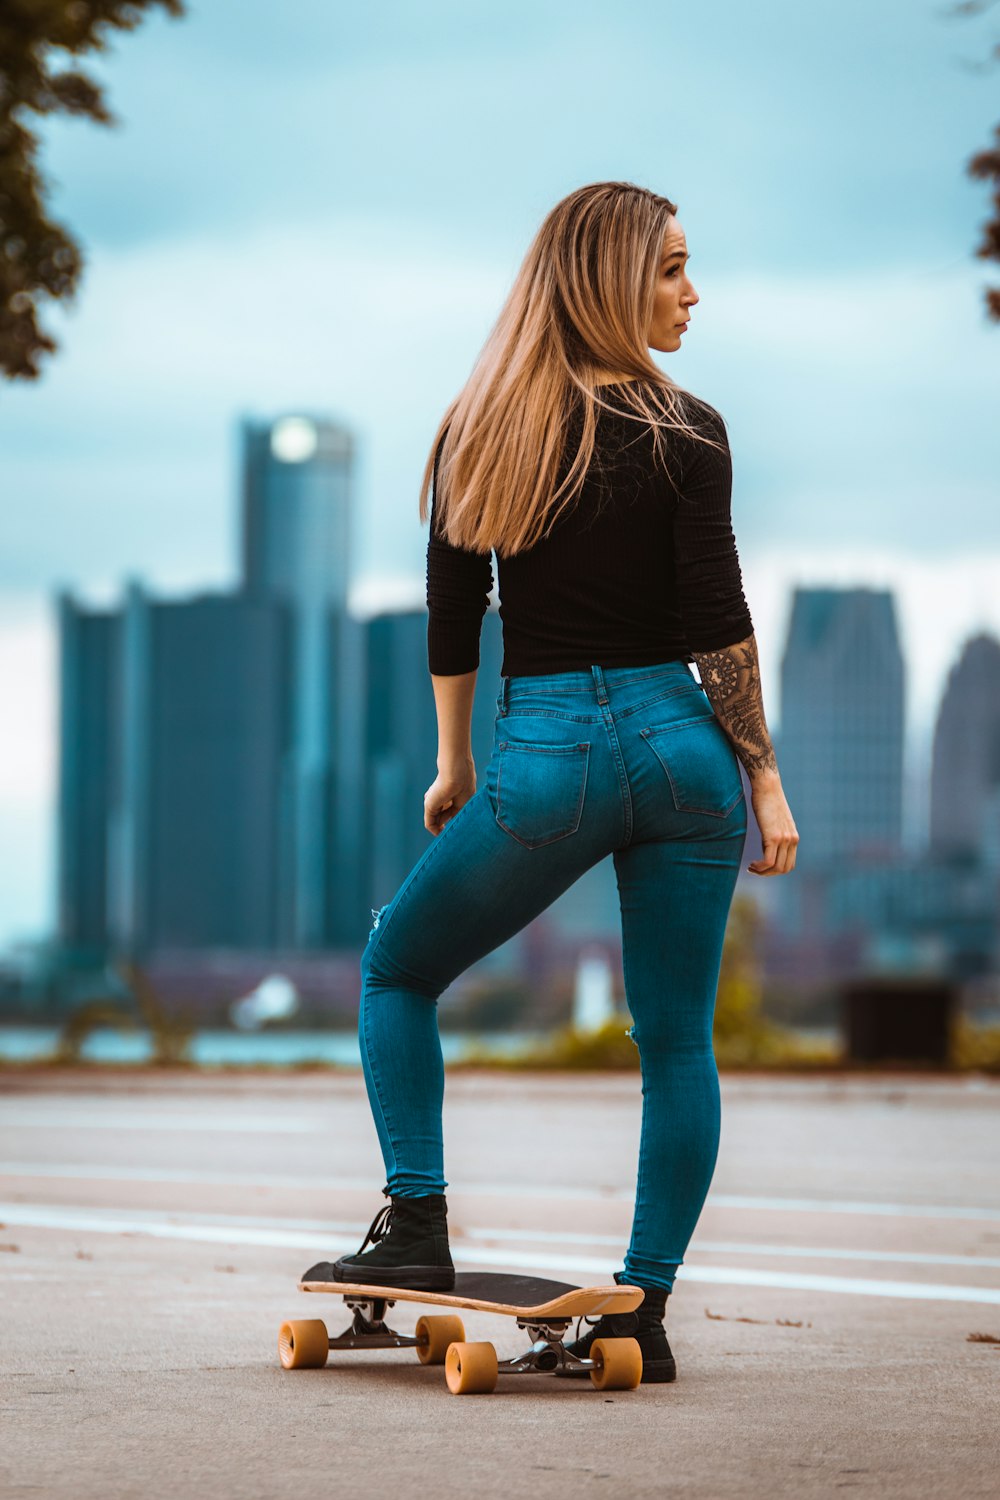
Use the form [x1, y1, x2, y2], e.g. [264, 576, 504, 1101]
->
[278, 1270, 645, 1395]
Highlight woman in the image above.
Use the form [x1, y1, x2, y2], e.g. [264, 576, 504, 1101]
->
[302, 181, 798, 1384]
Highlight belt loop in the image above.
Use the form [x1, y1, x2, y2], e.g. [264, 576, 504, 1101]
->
[500, 674, 509, 713]
[592, 664, 609, 704]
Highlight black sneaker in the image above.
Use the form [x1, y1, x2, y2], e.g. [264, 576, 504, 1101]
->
[558, 1279, 676, 1383]
[300, 1189, 455, 1292]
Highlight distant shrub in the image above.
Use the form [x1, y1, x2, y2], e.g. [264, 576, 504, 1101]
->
[951, 1016, 1000, 1074]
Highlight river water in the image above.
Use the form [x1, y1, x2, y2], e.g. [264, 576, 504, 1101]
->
[0, 1025, 550, 1067]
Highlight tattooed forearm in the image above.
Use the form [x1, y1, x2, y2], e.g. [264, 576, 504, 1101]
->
[691, 633, 780, 782]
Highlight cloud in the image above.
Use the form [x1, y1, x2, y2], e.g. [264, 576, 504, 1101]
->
[0, 596, 57, 949]
[0, 595, 56, 802]
[0, 217, 509, 596]
[38, 0, 988, 265]
[2, 218, 995, 603]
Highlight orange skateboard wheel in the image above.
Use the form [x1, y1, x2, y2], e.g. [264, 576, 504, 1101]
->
[278, 1319, 329, 1370]
[589, 1337, 643, 1391]
[444, 1340, 499, 1395]
[415, 1314, 466, 1365]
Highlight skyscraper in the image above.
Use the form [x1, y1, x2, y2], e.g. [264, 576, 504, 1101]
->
[106, 581, 292, 956]
[240, 414, 354, 946]
[929, 632, 1000, 865]
[361, 607, 503, 906]
[778, 587, 905, 866]
[56, 592, 121, 958]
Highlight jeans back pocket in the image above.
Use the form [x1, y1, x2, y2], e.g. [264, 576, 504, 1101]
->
[495, 740, 590, 849]
[639, 715, 743, 818]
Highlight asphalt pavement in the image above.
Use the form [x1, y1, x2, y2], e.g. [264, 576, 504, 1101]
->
[2, 1067, 998, 1499]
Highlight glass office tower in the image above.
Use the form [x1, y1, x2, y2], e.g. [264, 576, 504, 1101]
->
[929, 633, 1000, 866]
[778, 586, 905, 867]
[240, 414, 354, 947]
[56, 591, 121, 958]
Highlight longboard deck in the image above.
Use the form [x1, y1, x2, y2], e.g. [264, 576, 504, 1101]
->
[298, 1269, 643, 1319]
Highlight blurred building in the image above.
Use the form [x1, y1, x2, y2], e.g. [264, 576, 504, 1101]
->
[54, 412, 510, 978]
[929, 632, 1000, 867]
[53, 429, 999, 1000]
[777, 586, 905, 866]
[240, 414, 353, 947]
[763, 595, 999, 983]
[57, 582, 292, 961]
[56, 594, 121, 958]
[351, 608, 505, 941]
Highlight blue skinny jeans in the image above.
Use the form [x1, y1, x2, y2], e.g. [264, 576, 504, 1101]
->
[359, 659, 749, 1293]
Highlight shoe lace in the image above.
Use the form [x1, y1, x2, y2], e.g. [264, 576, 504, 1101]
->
[573, 1311, 604, 1343]
[356, 1201, 394, 1255]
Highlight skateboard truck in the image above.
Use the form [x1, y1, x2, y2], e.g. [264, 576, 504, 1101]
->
[328, 1300, 589, 1373]
[499, 1317, 593, 1376]
[333, 1302, 596, 1375]
[328, 1296, 421, 1352]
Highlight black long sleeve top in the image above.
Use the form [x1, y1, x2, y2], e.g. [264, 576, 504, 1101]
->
[425, 384, 754, 677]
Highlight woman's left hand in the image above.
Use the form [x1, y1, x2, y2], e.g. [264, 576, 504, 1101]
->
[424, 761, 477, 836]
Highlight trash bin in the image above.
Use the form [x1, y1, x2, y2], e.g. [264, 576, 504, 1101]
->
[841, 975, 957, 1068]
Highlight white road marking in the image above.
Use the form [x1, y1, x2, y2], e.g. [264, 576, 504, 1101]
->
[0, 1162, 998, 1222]
[5, 1198, 998, 1270]
[2, 1197, 999, 1268]
[0, 1162, 380, 1188]
[0, 1112, 315, 1133]
[656, 1240, 1000, 1271]
[467, 1226, 1000, 1271]
[1, 1202, 999, 1305]
[709, 1194, 1000, 1221]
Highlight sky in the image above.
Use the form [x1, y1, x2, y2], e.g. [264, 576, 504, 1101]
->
[1, 0, 998, 949]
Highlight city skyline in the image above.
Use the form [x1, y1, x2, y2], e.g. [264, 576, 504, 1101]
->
[40, 417, 1000, 972]
[50, 431, 1000, 983]
[2, 0, 998, 946]
[2, 397, 998, 950]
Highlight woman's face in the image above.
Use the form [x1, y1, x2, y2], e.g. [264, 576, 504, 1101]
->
[649, 219, 699, 352]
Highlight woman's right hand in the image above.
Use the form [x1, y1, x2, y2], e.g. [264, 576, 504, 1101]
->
[747, 776, 799, 876]
[424, 761, 477, 837]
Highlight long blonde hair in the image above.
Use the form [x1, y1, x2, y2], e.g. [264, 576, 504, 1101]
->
[418, 180, 727, 558]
